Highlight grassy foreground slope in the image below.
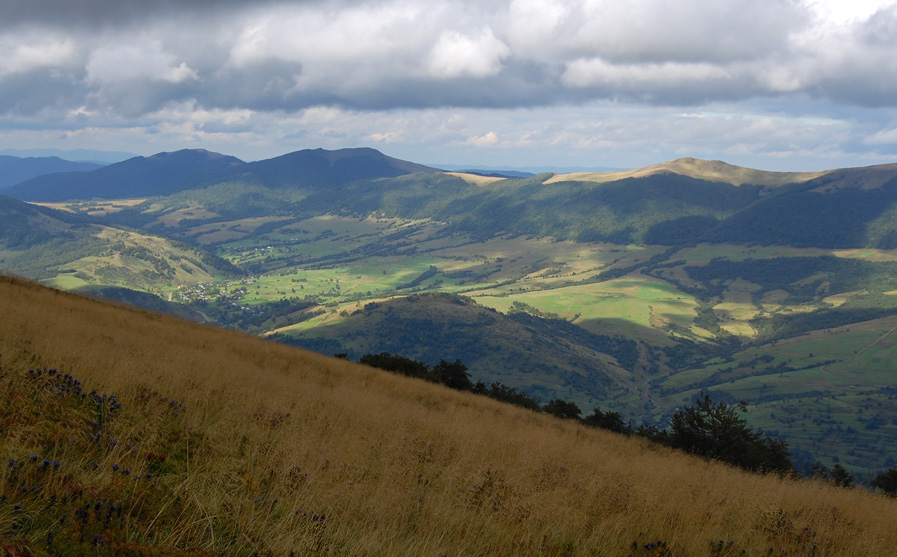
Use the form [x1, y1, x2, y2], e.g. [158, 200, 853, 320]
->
[2, 275, 897, 555]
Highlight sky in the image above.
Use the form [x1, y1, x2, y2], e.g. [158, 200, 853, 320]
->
[1, 0, 897, 171]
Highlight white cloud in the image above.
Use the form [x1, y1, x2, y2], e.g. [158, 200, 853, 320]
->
[0, 36, 76, 77]
[864, 127, 897, 145]
[467, 131, 500, 146]
[563, 59, 732, 88]
[426, 28, 509, 79]
[368, 131, 403, 143]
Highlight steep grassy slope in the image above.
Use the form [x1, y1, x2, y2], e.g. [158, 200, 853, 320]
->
[2, 274, 897, 555]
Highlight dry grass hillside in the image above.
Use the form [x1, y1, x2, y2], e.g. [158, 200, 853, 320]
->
[2, 274, 897, 555]
[545, 158, 830, 187]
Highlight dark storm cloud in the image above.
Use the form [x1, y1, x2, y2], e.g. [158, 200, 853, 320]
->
[0, 0, 292, 29]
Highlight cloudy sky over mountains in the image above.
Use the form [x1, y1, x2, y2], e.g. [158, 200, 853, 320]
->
[1, 0, 896, 170]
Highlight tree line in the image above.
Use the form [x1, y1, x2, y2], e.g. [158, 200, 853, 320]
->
[352, 352, 897, 493]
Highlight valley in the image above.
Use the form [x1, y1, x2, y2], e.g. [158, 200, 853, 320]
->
[5, 148, 897, 476]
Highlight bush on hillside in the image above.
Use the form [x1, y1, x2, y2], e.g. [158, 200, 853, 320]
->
[668, 393, 793, 474]
[582, 408, 631, 434]
[432, 359, 473, 391]
[872, 468, 897, 495]
[542, 399, 582, 420]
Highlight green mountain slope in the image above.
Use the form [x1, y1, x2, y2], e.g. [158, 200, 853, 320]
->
[240, 146, 442, 188]
[76, 155, 897, 250]
[273, 293, 644, 407]
[5, 147, 441, 203]
[0, 193, 239, 291]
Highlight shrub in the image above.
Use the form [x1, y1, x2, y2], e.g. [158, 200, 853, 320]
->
[668, 393, 793, 474]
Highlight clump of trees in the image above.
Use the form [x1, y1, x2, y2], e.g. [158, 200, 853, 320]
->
[871, 469, 897, 495]
[356, 353, 897, 488]
[357, 353, 794, 474]
[358, 352, 473, 391]
[666, 393, 793, 473]
[810, 461, 854, 487]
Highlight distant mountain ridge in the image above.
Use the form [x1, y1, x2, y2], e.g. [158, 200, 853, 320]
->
[0, 155, 103, 189]
[237, 147, 442, 189]
[6, 146, 897, 249]
[0, 147, 137, 163]
[5, 149, 246, 201]
[546, 157, 833, 187]
[5, 147, 441, 202]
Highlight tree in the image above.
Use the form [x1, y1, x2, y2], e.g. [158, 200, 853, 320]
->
[482, 382, 541, 411]
[359, 352, 430, 380]
[668, 392, 792, 473]
[810, 461, 829, 480]
[432, 359, 472, 391]
[829, 463, 854, 487]
[542, 399, 582, 420]
[582, 407, 630, 434]
[872, 468, 897, 496]
[809, 461, 854, 487]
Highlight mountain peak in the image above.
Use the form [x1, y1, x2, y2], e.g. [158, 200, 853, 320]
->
[5, 149, 246, 202]
[546, 157, 832, 187]
[245, 147, 441, 188]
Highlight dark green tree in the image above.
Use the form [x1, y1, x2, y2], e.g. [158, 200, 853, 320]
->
[582, 407, 630, 434]
[542, 399, 582, 420]
[432, 359, 472, 391]
[668, 392, 792, 473]
[810, 461, 829, 480]
[829, 463, 854, 487]
[481, 382, 541, 411]
[871, 468, 897, 496]
[359, 352, 431, 380]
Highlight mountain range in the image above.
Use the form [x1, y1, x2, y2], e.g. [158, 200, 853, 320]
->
[0, 155, 103, 189]
[3, 146, 897, 473]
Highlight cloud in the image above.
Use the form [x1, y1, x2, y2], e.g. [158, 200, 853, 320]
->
[427, 28, 510, 79]
[864, 126, 897, 145]
[467, 131, 500, 147]
[86, 43, 198, 84]
[0, 0, 896, 170]
[1, 0, 894, 117]
[0, 35, 76, 77]
[508, 0, 805, 65]
[0, 0, 285, 29]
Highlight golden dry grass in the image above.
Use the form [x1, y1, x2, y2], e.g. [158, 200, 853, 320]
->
[545, 158, 830, 187]
[2, 274, 897, 555]
[443, 172, 506, 187]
